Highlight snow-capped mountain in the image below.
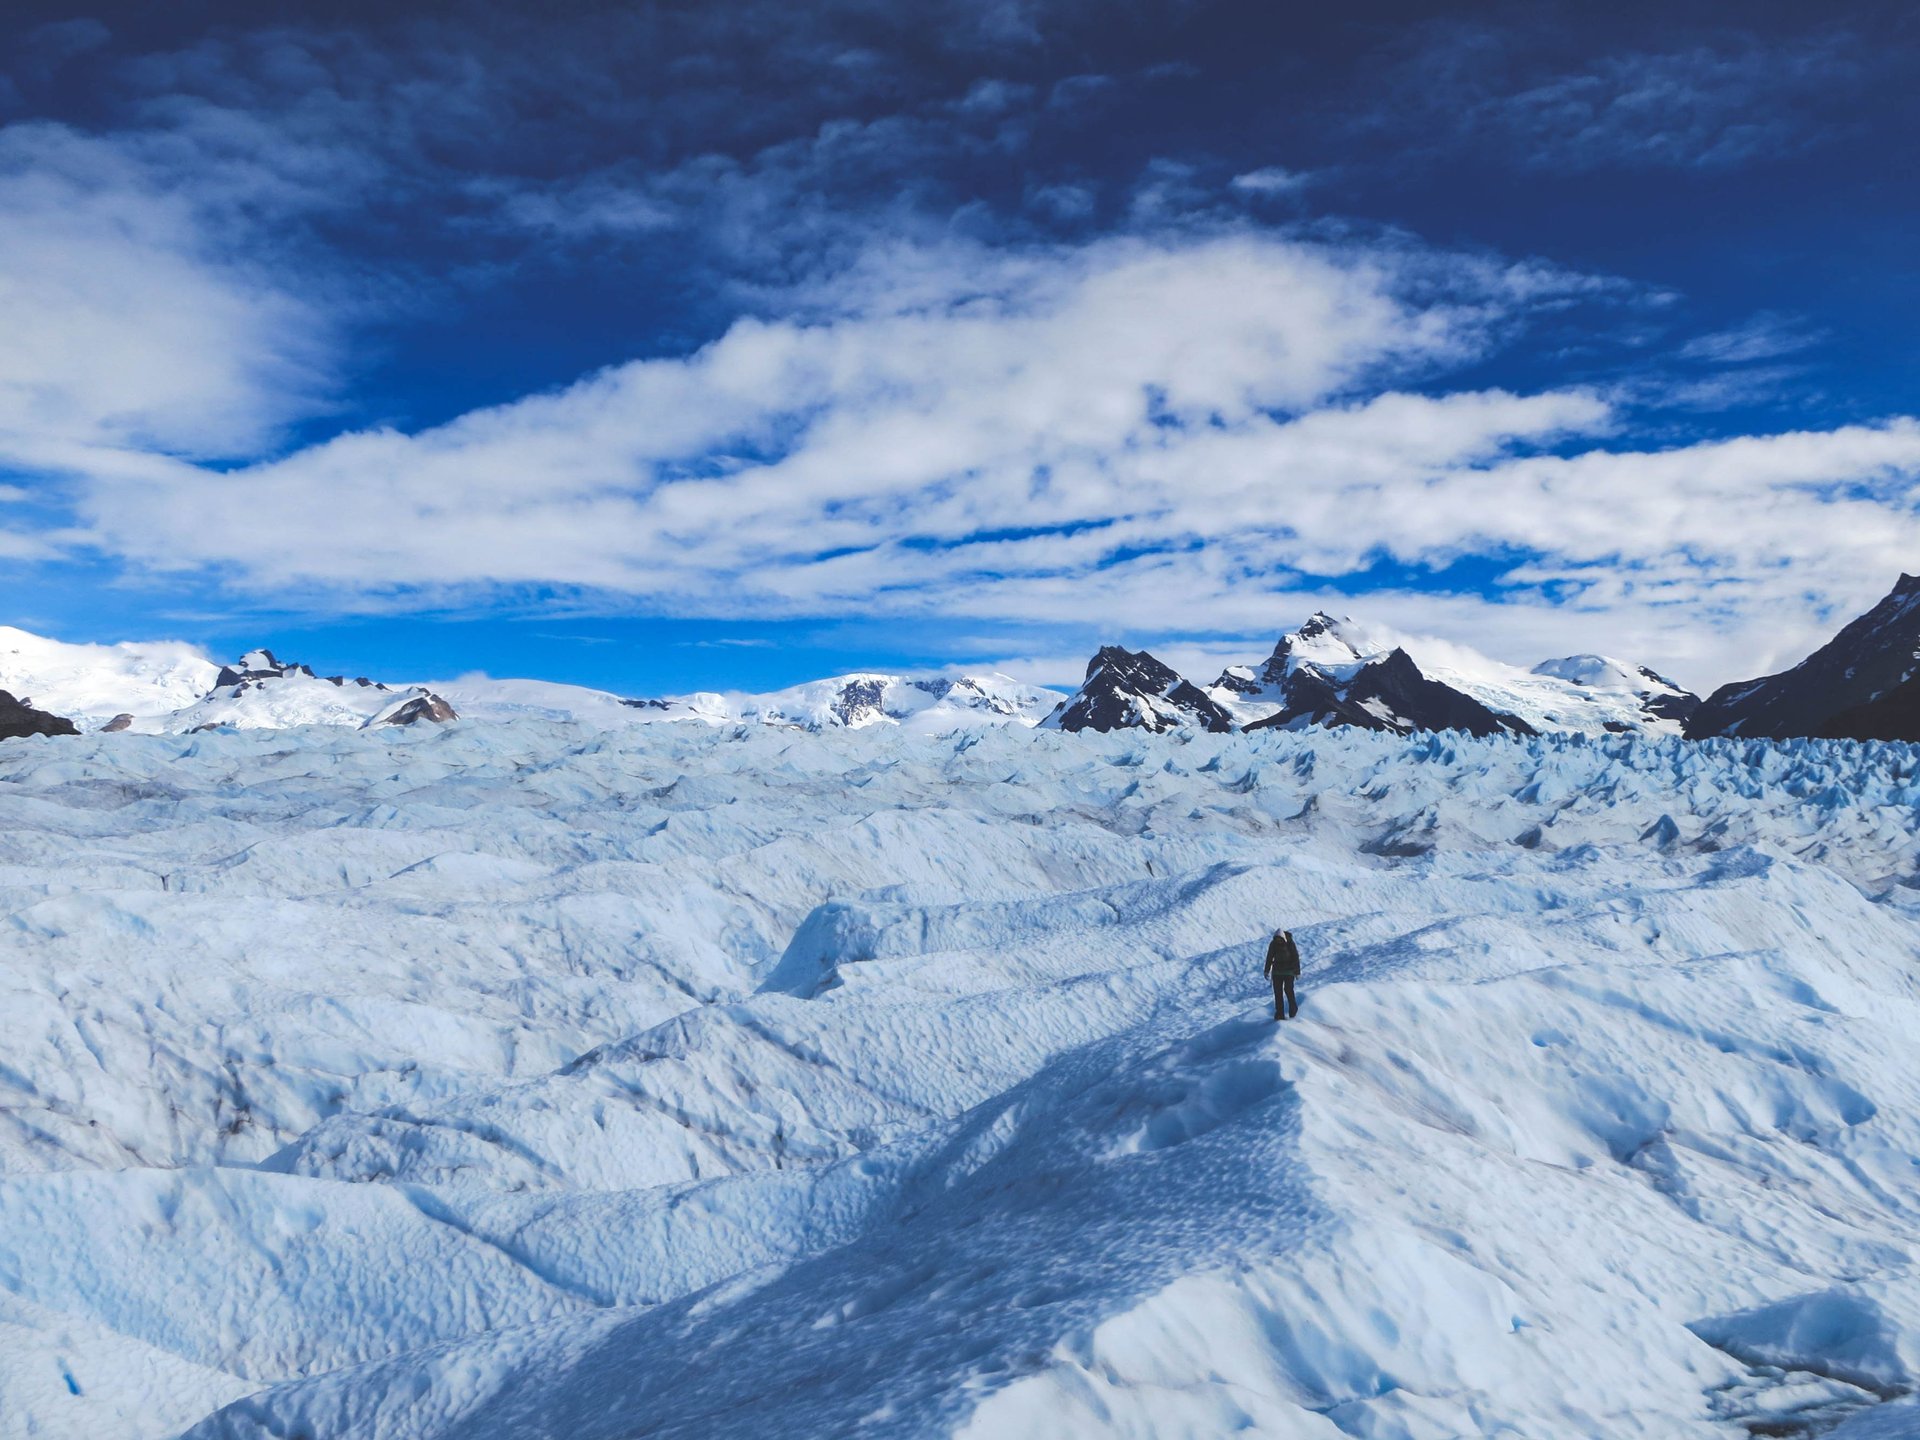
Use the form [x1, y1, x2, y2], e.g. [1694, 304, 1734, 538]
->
[0, 624, 1047, 738]
[1687, 573, 1920, 740]
[1041, 645, 1236, 733]
[0, 625, 219, 729]
[1210, 614, 1529, 738]
[0, 632, 460, 735]
[1528, 654, 1700, 729]
[416, 671, 1060, 733]
[1207, 613, 1698, 738]
[624, 672, 1060, 733]
[137, 648, 459, 733]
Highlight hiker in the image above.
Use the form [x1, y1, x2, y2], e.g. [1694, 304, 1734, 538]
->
[1263, 928, 1301, 1020]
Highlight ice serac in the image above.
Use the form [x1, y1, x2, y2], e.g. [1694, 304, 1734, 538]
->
[1042, 645, 1235, 732]
[0, 689, 78, 739]
[1687, 573, 1920, 740]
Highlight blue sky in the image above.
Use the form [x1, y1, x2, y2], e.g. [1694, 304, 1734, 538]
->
[1, 0, 1916, 695]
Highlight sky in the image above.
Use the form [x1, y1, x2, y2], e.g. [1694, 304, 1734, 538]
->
[0, 0, 1916, 696]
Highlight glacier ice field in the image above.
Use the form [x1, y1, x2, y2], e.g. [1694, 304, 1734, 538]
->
[3, 720, 1920, 1438]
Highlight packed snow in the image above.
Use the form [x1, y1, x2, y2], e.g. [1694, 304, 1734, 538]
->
[3, 719, 1920, 1438]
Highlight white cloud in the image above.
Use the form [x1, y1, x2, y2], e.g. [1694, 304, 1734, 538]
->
[1229, 167, 1311, 196]
[1676, 312, 1820, 364]
[10, 219, 1917, 691]
[50, 231, 1538, 584]
[0, 123, 331, 460]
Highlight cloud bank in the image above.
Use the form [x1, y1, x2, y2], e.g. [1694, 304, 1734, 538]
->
[3, 222, 1910, 686]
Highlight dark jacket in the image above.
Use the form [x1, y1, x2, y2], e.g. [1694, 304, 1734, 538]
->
[1263, 931, 1301, 978]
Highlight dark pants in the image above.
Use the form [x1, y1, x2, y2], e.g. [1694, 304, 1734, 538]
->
[1272, 974, 1297, 1020]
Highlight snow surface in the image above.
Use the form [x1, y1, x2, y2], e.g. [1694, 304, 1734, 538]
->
[3, 721, 1920, 1438]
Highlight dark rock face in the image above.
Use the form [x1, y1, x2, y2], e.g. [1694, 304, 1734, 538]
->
[1687, 574, 1920, 740]
[1218, 613, 1540, 738]
[1048, 646, 1235, 733]
[214, 649, 310, 688]
[101, 713, 135, 733]
[831, 678, 889, 726]
[0, 691, 77, 739]
[367, 693, 459, 727]
[1640, 675, 1702, 726]
[215, 649, 388, 696]
[1249, 648, 1536, 739]
[1818, 673, 1920, 742]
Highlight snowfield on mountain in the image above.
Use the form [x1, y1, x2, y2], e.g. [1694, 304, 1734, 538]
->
[4, 719, 1920, 1439]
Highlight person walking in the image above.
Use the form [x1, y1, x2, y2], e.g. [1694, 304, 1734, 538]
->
[1263, 928, 1301, 1020]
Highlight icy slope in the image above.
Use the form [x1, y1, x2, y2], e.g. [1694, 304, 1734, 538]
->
[1, 723, 1918, 1437]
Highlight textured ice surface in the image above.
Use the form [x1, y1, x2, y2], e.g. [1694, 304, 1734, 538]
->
[2, 722, 1919, 1438]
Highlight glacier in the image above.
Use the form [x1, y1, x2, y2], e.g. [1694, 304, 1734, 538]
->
[2, 720, 1919, 1438]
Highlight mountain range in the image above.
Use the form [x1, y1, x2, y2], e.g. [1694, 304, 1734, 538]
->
[1043, 612, 1703, 740]
[3, 573, 1919, 744]
[0, 631, 462, 735]
[1038, 577, 1920, 744]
